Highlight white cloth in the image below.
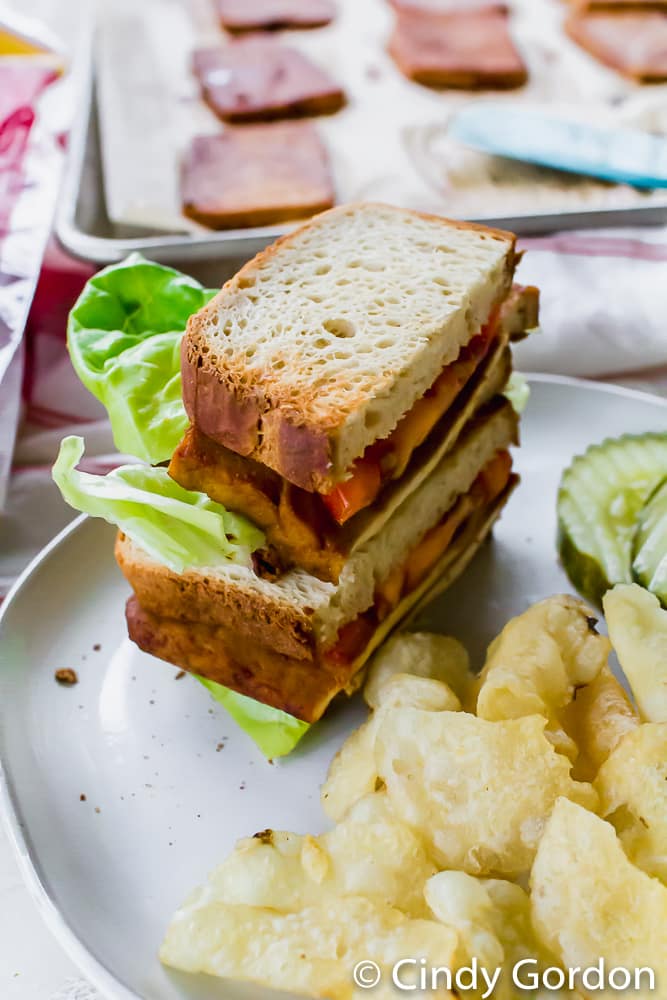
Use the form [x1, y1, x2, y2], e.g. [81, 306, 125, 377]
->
[515, 228, 667, 380]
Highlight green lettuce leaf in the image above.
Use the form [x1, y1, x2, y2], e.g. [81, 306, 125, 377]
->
[52, 438, 305, 757]
[67, 254, 217, 464]
[503, 372, 530, 415]
[62, 257, 311, 757]
[52, 436, 265, 573]
[198, 677, 311, 758]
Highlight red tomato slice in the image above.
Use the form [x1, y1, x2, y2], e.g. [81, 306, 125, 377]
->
[321, 457, 382, 525]
[320, 308, 502, 525]
[325, 613, 376, 666]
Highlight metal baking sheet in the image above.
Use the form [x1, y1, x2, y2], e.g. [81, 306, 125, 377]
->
[56, 0, 667, 265]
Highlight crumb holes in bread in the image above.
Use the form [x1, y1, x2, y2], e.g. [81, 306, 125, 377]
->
[323, 318, 355, 339]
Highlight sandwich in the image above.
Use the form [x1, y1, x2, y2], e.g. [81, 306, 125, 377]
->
[54, 203, 538, 756]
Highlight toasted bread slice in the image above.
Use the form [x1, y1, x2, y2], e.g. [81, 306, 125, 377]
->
[216, 0, 335, 33]
[388, 5, 528, 90]
[124, 482, 515, 722]
[193, 40, 345, 123]
[181, 124, 335, 230]
[182, 203, 517, 491]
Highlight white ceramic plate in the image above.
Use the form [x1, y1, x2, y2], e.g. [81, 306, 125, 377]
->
[1, 375, 666, 1000]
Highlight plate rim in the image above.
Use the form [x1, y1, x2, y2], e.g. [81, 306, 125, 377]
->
[0, 514, 140, 1000]
[2, 372, 667, 1000]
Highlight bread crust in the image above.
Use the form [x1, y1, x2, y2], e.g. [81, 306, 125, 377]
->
[183, 203, 517, 491]
[115, 532, 316, 660]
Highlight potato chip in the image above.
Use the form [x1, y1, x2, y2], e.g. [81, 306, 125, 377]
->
[425, 871, 504, 973]
[563, 664, 640, 781]
[475, 596, 610, 757]
[364, 632, 472, 709]
[374, 673, 461, 713]
[161, 894, 459, 999]
[375, 709, 597, 876]
[322, 670, 460, 822]
[530, 798, 667, 1000]
[321, 716, 379, 822]
[322, 794, 437, 917]
[205, 792, 436, 918]
[603, 584, 667, 722]
[426, 872, 580, 999]
[595, 722, 667, 883]
[160, 594, 666, 998]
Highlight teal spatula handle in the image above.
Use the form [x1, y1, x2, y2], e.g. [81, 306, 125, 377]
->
[449, 103, 667, 188]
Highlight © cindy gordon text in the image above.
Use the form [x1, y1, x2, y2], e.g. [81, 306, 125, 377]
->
[352, 956, 657, 996]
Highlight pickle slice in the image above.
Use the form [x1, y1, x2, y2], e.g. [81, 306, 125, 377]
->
[557, 433, 667, 608]
[633, 477, 667, 607]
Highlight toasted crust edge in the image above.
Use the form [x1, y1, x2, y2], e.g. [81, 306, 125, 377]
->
[115, 533, 317, 660]
[183, 203, 517, 491]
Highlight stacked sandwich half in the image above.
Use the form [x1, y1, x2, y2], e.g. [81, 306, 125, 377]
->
[115, 204, 538, 727]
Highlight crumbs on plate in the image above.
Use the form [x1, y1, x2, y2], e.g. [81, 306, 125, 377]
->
[54, 668, 78, 686]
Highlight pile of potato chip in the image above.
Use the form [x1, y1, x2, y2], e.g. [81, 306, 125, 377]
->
[161, 584, 667, 999]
